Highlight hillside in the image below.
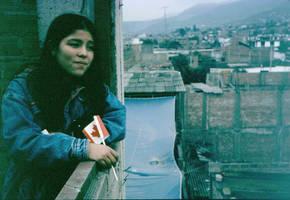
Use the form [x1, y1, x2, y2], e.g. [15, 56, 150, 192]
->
[235, 0, 290, 25]
[123, 0, 289, 35]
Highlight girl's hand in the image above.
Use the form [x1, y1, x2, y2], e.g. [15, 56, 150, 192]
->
[88, 143, 119, 168]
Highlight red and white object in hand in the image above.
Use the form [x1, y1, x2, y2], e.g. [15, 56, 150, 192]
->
[82, 115, 119, 181]
[82, 115, 110, 144]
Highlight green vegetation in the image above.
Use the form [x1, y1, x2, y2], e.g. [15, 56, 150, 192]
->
[171, 53, 228, 84]
[140, 38, 158, 45]
[159, 39, 182, 49]
[279, 41, 290, 53]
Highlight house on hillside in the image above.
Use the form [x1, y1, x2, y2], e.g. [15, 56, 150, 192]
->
[251, 47, 271, 67]
[223, 40, 251, 65]
[223, 39, 271, 67]
[124, 39, 169, 71]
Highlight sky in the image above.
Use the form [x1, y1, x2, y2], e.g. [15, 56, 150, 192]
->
[123, 0, 236, 21]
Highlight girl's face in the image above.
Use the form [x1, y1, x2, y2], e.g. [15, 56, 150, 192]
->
[56, 29, 94, 77]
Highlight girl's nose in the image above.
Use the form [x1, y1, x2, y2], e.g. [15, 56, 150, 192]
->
[78, 46, 88, 57]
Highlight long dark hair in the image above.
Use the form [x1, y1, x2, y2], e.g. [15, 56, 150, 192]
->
[28, 13, 106, 132]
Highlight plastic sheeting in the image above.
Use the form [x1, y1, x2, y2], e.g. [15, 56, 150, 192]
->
[125, 97, 182, 199]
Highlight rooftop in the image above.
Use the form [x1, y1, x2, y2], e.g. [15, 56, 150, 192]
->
[124, 70, 185, 94]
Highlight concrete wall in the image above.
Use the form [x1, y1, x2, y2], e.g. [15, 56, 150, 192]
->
[0, 0, 40, 94]
[183, 72, 290, 163]
[0, 1, 40, 196]
[37, 0, 94, 45]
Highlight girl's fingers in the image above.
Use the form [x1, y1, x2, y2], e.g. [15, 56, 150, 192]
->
[106, 153, 117, 166]
[110, 149, 119, 161]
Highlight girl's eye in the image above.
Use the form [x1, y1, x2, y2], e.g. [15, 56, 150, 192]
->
[68, 42, 81, 48]
[87, 45, 95, 51]
[67, 40, 81, 48]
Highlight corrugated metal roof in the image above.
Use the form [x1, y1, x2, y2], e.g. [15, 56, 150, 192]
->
[124, 70, 185, 93]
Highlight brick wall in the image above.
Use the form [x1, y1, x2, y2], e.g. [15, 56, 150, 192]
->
[208, 71, 290, 88]
[183, 72, 290, 163]
[0, 0, 40, 196]
[0, 0, 40, 91]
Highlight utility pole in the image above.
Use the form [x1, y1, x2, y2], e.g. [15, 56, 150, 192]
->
[270, 45, 273, 69]
[161, 6, 168, 35]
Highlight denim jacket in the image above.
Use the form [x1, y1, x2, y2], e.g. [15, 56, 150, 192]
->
[1, 71, 126, 199]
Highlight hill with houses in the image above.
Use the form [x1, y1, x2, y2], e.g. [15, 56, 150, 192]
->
[123, 0, 290, 35]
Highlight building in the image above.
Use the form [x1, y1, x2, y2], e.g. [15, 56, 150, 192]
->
[182, 70, 290, 198]
[124, 70, 186, 198]
[209, 162, 290, 199]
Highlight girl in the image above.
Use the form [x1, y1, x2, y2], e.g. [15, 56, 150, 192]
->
[1, 13, 126, 199]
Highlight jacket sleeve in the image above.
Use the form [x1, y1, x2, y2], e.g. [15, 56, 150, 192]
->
[102, 86, 126, 144]
[1, 79, 88, 168]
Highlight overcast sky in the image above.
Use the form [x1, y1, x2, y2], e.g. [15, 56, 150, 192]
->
[123, 0, 237, 21]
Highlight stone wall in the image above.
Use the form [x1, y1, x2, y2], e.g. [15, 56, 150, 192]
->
[183, 72, 290, 163]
